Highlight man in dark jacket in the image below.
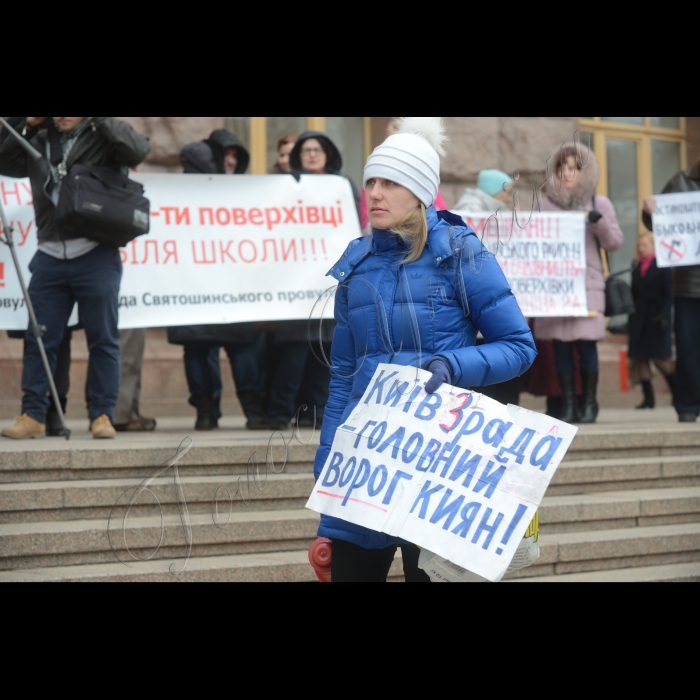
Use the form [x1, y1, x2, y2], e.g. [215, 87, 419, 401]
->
[168, 130, 267, 431]
[0, 117, 150, 440]
[643, 153, 700, 423]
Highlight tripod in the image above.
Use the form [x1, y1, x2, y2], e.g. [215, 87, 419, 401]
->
[0, 119, 71, 440]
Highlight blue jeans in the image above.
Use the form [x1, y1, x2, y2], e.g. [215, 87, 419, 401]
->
[22, 247, 122, 423]
[675, 298, 700, 417]
[553, 340, 599, 373]
[184, 336, 265, 419]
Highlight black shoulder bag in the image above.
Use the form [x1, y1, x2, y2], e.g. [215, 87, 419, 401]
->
[591, 196, 635, 317]
[56, 163, 151, 248]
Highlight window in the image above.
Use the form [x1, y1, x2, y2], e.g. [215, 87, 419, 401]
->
[579, 117, 687, 273]
[225, 117, 372, 187]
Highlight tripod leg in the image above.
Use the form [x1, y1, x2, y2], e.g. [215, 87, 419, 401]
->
[0, 209, 71, 440]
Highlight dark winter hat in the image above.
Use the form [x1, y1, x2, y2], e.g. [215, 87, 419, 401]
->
[206, 129, 251, 174]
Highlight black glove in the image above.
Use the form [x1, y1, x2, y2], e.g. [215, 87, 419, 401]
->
[422, 357, 452, 394]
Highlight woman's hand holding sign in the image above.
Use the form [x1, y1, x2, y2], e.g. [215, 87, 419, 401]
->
[422, 357, 452, 394]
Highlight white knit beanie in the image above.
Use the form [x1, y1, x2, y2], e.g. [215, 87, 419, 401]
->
[363, 117, 447, 208]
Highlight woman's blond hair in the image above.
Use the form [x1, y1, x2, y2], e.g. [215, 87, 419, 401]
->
[391, 204, 429, 264]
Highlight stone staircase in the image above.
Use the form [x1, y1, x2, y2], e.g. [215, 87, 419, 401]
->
[0, 426, 699, 583]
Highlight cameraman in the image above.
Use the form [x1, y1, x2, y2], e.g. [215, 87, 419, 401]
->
[0, 117, 150, 440]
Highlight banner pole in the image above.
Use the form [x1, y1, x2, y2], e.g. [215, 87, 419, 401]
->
[0, 199, 71, 440]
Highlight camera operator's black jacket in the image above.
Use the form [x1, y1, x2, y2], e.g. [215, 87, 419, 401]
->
[0, 117, 150, 244]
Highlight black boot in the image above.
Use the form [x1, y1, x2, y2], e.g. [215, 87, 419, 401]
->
[637, 380, 655, 410]
[557, 373, 579, 424]
[189, 395, 218, 431]
[46, 397, 68, 437]
[579, 372, 600, 424]
[546, 397, 562, 420]
[238, 392, 269, 431]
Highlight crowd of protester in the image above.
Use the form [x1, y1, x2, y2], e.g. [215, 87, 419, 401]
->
[1, 117, 698, 441]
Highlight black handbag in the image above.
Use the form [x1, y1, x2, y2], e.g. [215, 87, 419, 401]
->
[591, 196, 636, 317]
[605, 268, 636, 317]
[56, 163, 150, 248]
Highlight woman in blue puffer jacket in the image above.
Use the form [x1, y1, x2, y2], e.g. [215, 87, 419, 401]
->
[314, 118, 538, 582]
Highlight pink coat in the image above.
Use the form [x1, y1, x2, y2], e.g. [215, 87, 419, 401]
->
[534, 195, 624, 342]
[360, 189, 448, 230]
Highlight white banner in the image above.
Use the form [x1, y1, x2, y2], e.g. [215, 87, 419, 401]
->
[0, 174, 361, 330]
[306, 363, 578, 583]
[455, 211, 588, 318]
[653, 191, 700, 268]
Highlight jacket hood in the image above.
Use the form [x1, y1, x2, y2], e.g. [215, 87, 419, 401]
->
[546, 141, 600, 211]
[290, 131, 343, 177]
[206, 129, 251, 174]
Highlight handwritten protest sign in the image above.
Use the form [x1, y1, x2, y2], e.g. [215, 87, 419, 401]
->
[653, 191, 700, 269]
[306, 364, 578, 582]
[455, 211, 588, 318]
[0, 174, 360, 330]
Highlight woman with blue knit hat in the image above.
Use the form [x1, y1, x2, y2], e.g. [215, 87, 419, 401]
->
[313, 117, 538, 583]
[455, 169, 515, 212]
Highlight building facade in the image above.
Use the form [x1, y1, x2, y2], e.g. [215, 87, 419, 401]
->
[125, 116, 699, 272]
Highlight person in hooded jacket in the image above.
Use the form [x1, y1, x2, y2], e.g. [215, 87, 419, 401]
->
[534, 143, 624, 425]
[642, 151, 700, 423]
[263, 132, 360, 432]
[167, 130, 267, 431]
[314, 118, 537, 583]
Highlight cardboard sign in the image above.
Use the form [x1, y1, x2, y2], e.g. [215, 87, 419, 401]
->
[0, 174, 360, 330]
[653, 191, 700, 268]
[455, 211, 588, 318]
[307, 364, 578, 582]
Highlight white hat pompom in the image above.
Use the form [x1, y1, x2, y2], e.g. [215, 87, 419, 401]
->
[397, 117, 447, 157]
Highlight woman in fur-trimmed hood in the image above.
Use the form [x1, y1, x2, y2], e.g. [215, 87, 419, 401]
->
[534, 142, 624, 425]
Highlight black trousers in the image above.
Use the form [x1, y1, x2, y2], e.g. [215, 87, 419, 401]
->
[675, 297, 700, 417]
[331, 540, 430, 583]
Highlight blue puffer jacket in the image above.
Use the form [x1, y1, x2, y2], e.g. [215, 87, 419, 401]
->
[314, 207, 538, 549]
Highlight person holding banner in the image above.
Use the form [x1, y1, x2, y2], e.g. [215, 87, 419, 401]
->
[642, 154, 700, 423]
[169, 130, 268, 431]
[534, 143, 624, 425]
[314, 117, 537, 582]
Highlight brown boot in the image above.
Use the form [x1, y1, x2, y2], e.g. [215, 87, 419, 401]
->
[1, 414, 46, 440]
[91, 415, 117, 440]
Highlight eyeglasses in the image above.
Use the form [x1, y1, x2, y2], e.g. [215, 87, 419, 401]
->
[301, 148, 323, 156]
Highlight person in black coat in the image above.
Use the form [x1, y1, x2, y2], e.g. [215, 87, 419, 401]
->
[628, 232, 675, 410]
[168, 130, 267, 432]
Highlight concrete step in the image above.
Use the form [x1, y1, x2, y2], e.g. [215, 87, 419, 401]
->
[511, 562, 700, 583]
[1, 429, 698, 485]
[563, 427, 700, 462]
[508, 522, 700, 579]
[539, 487, 700, 533]
[549, 455, 700, 495]
[0, 509, 320, 571]
[0, 549, 405, 584]
[0, 474, 317, 524]
[0, 440, 317, 484]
